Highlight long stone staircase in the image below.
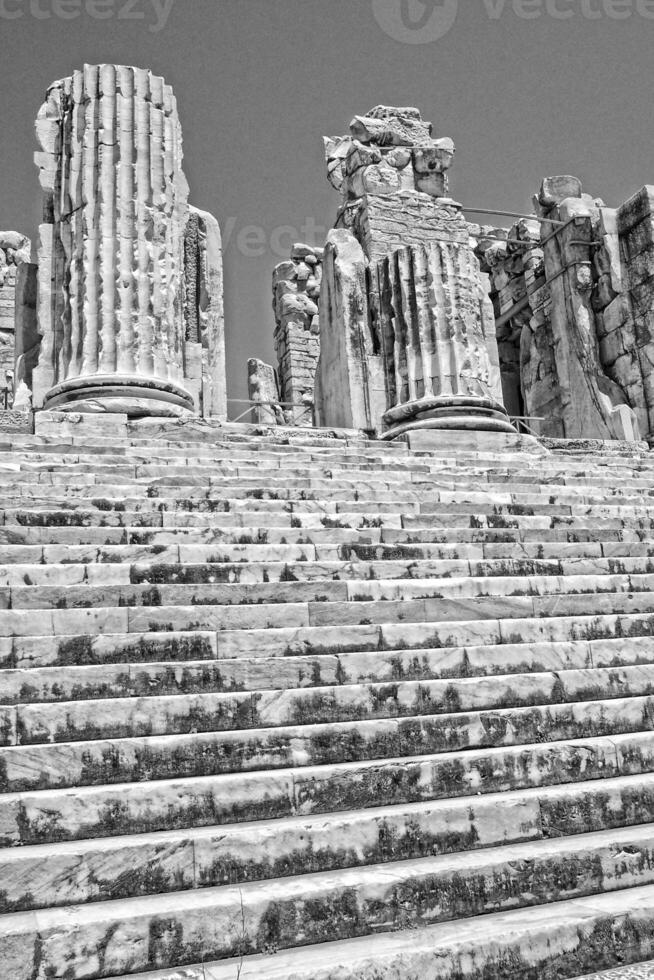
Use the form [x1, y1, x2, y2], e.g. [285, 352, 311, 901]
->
[6, 413, 654, 978]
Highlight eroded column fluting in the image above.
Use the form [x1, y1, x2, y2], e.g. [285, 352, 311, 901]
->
[32, 64, 194, 415]
[373, 240, 514, 439]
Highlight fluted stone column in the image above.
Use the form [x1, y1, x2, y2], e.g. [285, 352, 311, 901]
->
[373, 241, 514, 439]
[32, 64, 194, 416]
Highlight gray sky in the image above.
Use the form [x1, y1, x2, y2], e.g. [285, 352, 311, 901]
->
[1, 0, 652, 407]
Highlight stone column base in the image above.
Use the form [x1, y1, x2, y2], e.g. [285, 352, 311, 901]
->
[42, 375, 195, 418]
[399, 427, 548, 456]
[381, 396, 516, 441]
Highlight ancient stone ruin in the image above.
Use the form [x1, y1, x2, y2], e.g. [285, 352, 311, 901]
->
[315, 106, 513, 439]
[481, 175, 645, 442]
[6, 76, 654, 980]
[32, 64, 226, 419]
[0, 231, 32, 406]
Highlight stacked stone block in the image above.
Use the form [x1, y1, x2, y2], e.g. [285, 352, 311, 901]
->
[0, 232, 31, 406]
[272, 243, 323, 426]
[613, 188, 654, 440]
[482, 177, 643, 442]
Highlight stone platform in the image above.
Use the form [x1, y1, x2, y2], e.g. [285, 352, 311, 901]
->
[2, 414, 654, 977]
[577, 963, 654, 980]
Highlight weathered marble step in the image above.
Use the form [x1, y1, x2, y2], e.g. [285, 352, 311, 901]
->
[337, 635, 654, 686]
[0, 543, 346, 567]
[4, 628, 652, 692]
[5, 469, 654, 500]
[11, 496, 653, 526]
[0, 450, 604, 474]
[10, 488, 654, 517]
[5, 484, 654, 509]
[127, 554, 654, 583]
[104, 884, 654, 980]
[403, 513, 654, 532]
[0, 451, 614, 472]
[11, 476, 654, 506]
[7, 507, 654, 534]
[2, 508, 408, 530]
[1, 556, 423, 588]
[8, 665, 654, 745]
[0, 600, 316, 638]
[8, 579, 353, 610]
[0, 732, 643, 847]
[2, 695, 654, 792]
[381, 525, 644, 544]
[205, 591, 654, 633]
[1, 727, 653, 856]
[0, 789, 547, 910]
[2, 539, 640, 569]
[0, 610, 654, 680]
[3, 774, 654, 926]
[0, 634, 636, 700]
[0, 524, 384, 546]
[484, 541, 654, 561]
[345, 571, 654, 602]
[1, 522, 645, 549]
[5, 589, 643, 639]
[6, 825, 654, 977]
[574, 962, 654, 980]
[127, 557, 481, 584]
[0, 437, 645, 468]
[215, 611, 654, 661]
[10, 570, 654, 612]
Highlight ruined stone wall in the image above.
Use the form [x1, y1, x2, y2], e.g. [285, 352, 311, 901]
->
[272, 244, 322, 426]
[482, 177, 643, 442]
[0, 232, 31, 408]
[609, 187, 654, 440]
[481, 218, 564, 434]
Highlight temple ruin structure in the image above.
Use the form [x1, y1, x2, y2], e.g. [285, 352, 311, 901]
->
[481, 175, 642, 441]
[6, 71, 654, 980]
[315, 106, 514, 438]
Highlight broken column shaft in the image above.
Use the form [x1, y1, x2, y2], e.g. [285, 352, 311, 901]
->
[33, 64, 194, 416]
